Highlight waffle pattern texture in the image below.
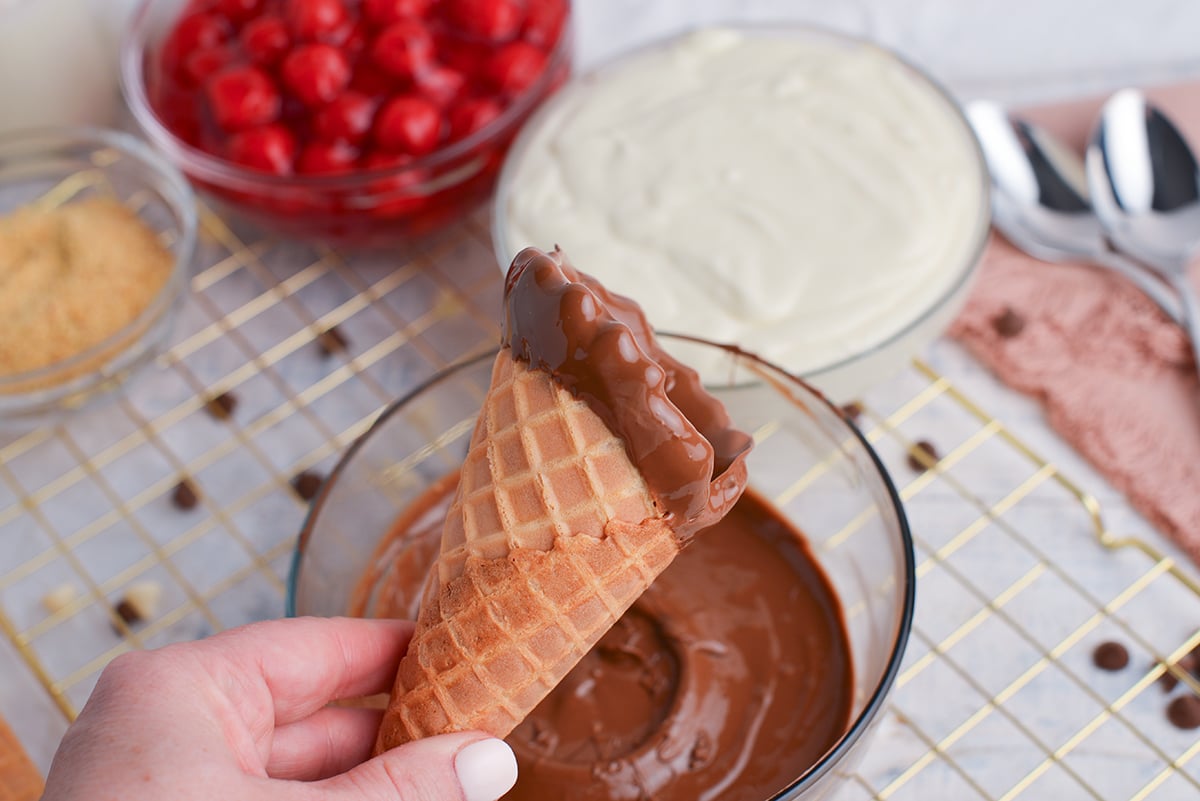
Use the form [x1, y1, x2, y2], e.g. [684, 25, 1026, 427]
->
[375, 355, 678, 750]
[0, 715, 42, 801]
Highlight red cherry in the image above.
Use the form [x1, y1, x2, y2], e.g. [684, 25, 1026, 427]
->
[362, 151, 428, 216]
[522, 0, 566, 47]
[448, 97, 502, 140]
[241, 16, 290, 65]
[349, 64, 394, 97]
[227, 125, 297, 173]
[362, 150, 412, 170]
[374, 95, 441, 155]
[297, 141, 359, 174]
[216, 0, 263, 23]
[314, 91, 378, 144]
[371, 20, 435, 79]
[363, 0, 433, 25]
[414, 64, 466, 107]
[183, 46, 234, 86]
[162, 13, 229, 76]
[282, 44, 351, 106]
[485, 41, 546, 96]
[434, 34, 488, 73]
[155, 91, 204, 146]
[205, 66, 281, 130]
[341, 21, 370, 55]
[444, 0, 524, 42]
[285, 0, 348, 40]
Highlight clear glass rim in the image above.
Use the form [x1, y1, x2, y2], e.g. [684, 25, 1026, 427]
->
[287, 336, 916, 796]
[120, 0, 575, 193]
[491, 20, 992, 383]
[0, 125, 196, 393]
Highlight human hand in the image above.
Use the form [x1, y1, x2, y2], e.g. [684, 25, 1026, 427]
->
[42, 617, 518, 801]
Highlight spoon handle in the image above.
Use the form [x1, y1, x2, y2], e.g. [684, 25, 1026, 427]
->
[1166, 271, 1200, 375]
[1095, 251, 1185, 326]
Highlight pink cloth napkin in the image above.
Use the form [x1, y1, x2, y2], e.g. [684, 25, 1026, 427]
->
[950, 83, 1200, 564]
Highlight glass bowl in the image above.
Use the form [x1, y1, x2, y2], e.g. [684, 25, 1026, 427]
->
[0, 127, 195, 431]
[492, 24, 990, 402]
[121, 0, 574, 247]
[288, 336, 914, 801]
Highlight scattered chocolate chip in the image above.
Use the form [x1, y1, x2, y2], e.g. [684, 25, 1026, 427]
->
[1092, 640, 1130, 671]
[906, 440, 939, 472]
[1161, 667, 1181, 692]
[1182, 647, 1200, 675]
[840, 401, 863, 422]
[316, 325, 349, 356]
[991, 306, 1026, 338]
[114, 599, 141, 626]
[111, 582, 163, 634]
[171, 479, 198, 510]
[205, 391, 238, 421]
[291, 470, 325, 501]
[1167, 694, 1200, 730]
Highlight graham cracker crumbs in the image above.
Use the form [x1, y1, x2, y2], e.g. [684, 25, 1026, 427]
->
[0, 197, 173, 378]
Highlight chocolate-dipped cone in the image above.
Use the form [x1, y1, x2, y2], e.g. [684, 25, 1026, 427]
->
[374, 248, 751, 751]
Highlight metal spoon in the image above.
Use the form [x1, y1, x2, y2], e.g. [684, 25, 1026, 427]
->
[1087, 88, 1200, 364]
[965, 99, 1182, 324]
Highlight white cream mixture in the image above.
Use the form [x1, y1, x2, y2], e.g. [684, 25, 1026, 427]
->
[499, 28, 986, 381]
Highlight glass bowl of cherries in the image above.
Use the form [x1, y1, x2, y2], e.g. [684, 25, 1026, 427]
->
[122, 0, 572, 245]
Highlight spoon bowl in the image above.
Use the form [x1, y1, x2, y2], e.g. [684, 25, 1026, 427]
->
[1088, 89, 1200, 269]
[966, 99, 1181, 323]
[1088, 88, 1200, 377]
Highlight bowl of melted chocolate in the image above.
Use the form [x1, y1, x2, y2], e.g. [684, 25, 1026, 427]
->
[289, 336, 914, 800]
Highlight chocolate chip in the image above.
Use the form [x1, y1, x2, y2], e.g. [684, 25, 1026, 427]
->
[1167, 694, 1200, 730]
[1161, 666, 1181, 692]
[992, 306, 1026, 338]
[1182, 647, 1200, 676]
[114, 598, 142, 627]
[906, 440, 939, 472]
[291, 470, 324, 501]
[316, 325, 349, 356]
[171, 479, 198, 511]
[840, 401, 863, 422]
[205, 391, 238, 421]
[1092, 641, 1130, 671]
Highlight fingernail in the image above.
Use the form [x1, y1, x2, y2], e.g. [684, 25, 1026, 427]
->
[455, 738, 518, 801]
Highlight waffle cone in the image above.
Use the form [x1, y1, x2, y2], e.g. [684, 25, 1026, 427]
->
[0, 713, 42, 801]
[374, 354, 680, 750]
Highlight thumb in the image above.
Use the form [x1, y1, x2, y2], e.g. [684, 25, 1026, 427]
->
[312, 733, 518, 801]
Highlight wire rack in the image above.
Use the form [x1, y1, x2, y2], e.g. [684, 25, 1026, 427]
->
[1, 190, 1199, 799]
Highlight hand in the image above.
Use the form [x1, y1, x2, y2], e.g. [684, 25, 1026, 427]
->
[42, 617, 518, 801]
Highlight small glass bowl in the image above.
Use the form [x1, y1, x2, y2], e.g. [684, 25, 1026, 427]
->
[121, 0, 574, 247]
[0, 127, 195, 430]
[288, 337, 914, 800]
[493, 24, 990, 401]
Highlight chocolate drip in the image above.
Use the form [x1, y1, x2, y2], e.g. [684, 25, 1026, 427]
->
[502, 247, 752, 539]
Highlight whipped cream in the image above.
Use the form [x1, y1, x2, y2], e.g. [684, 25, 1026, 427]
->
[498, 28, 986, 384]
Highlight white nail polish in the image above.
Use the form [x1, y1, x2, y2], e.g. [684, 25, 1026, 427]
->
[455, 739, 518, 801]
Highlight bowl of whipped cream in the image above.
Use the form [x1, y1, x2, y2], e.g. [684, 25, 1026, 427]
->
[492, 25, 989, 401]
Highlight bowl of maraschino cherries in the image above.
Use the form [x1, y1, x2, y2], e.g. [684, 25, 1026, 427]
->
[122, 0, 572, 245]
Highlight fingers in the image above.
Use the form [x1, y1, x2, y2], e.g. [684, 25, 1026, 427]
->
[190, 617, 415, 731]
[311, 733, 518, 801]
[268, 706, 384, 781]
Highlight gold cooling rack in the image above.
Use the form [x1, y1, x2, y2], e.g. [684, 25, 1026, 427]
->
[2, 192, 1199, 800]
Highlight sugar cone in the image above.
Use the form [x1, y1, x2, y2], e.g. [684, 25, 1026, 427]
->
[374, 354, 681, 751]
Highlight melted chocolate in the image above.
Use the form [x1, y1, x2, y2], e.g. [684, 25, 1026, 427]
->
[502, 247, 752, 540]
[357, 478, 854, 801]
